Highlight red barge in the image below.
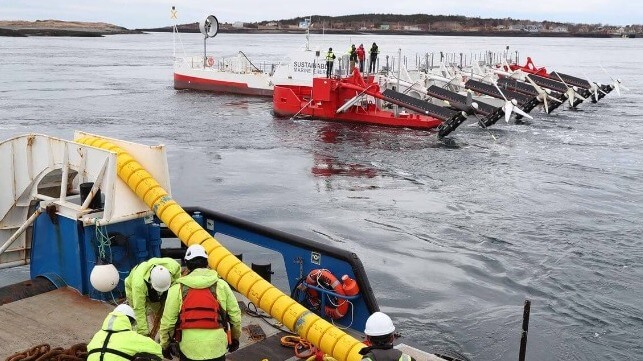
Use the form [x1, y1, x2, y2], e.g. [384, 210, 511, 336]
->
[273, 69, 469, 138]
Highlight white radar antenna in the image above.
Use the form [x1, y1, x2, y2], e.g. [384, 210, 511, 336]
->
[200, 15, 219, 68]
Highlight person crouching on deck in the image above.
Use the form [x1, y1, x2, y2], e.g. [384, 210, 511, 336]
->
[87, 304, 163, 361]
[125, 257, 182, 338]
[159, 244, 242, 361]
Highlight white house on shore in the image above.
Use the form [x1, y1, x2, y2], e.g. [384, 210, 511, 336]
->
[549, 26, 569, 32]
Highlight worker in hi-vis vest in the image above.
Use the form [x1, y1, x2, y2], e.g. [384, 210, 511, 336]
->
[87, 304, 163, 361]
[159, 245, 242, 361]
[326, 47, 337, 78]
[125, 257, 182, 337]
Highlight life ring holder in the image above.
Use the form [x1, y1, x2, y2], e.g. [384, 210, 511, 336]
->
[304, 269, 359, 319]
[207, 56, 215, 67]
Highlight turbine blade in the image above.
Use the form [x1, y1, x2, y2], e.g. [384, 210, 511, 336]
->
[493, 81, 509, 102]
[554, 73, 571, 90]
[544, 97, 549, 114]
[601, 65, 616, 82]
[504, 102, 512, 123]
[514, 106, 533, 120]
[548, 94, 563, 103]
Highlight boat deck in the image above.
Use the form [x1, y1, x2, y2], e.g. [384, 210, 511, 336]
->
[0, 288, 110, 358]
[0, 287, 443, 361]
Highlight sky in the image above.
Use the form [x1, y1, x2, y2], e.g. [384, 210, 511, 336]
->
[0, 0, 641, 29]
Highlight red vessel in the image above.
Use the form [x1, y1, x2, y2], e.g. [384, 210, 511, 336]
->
[506, 57, 549, 76]
[273, 69, 467, 137]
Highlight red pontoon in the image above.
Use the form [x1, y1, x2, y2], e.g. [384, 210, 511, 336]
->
[273, 69, 468, 138]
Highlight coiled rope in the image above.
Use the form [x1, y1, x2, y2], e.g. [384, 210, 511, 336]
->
[5, 343, 87, 361]
[280, 335, 315, 359]
[280, 335, 339, 361]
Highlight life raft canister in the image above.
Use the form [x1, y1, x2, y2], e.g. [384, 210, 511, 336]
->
[305, 269, 359, 319]
[174, 284, 225, 341]
[207, 56, 215, 67]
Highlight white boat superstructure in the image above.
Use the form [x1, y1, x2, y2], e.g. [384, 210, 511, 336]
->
[172, 15, 352, 96]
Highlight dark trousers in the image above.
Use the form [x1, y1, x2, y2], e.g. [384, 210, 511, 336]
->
[179, 351, 225, 361]
[369, 56, 377, 73]
[359, 59, 364, 72]
[326, 61, 334, 78]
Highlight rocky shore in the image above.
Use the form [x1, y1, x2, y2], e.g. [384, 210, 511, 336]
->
[0, 20, 143, 37]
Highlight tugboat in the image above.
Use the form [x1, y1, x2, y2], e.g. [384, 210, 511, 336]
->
[0, 132, 463, 361]
[273, 68, 469, 138]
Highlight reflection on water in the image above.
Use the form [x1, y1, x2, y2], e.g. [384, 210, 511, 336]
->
[312, 154, 378, 179]
[312, 126, 379, 180]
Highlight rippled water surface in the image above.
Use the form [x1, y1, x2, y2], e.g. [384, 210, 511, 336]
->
[1, 32, 642, 361]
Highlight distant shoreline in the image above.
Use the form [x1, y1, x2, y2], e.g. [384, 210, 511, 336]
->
[0, 28, 142, 37]
[0, 20, 142, 37]
[0, 23, 633, 39]
[142, 27, 631, 39]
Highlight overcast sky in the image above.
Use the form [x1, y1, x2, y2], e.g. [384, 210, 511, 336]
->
[0, 0, 641, 28]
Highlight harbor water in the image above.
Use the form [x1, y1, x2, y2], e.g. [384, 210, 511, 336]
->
[0, 32, 642, 360]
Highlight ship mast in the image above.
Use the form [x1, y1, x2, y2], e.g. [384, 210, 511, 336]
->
[171, 5, 178, 58]
[305, 16, 312, 51]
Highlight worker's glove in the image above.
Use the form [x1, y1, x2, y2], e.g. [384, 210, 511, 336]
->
[162, 343, 178, 360]
[133, 352, 161, 361]
[228, 338, 240, 353]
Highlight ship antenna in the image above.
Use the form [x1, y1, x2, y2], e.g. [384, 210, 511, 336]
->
[199, 15, 219, 68]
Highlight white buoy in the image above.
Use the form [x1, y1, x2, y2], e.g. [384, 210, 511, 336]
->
[90, 263, 119, 292]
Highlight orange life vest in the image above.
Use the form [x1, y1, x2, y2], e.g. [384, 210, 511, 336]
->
[174, 284, 226, 341]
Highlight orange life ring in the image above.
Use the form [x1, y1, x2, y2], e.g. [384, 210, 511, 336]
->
[305, 269, 349, 319]
[207, 56, 215, 67]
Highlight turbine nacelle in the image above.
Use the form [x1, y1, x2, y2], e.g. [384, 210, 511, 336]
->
[492, 81, 533, 123]
[525, 74, 562, 114]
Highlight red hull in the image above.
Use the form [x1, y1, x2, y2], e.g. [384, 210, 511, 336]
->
[173, 73, 272, 97]
[273, 77, 442, 130]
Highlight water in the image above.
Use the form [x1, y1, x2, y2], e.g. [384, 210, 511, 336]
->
[1, 32, 642, 361]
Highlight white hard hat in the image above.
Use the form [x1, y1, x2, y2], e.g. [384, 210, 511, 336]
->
[185, 244, 208, 261]
[114, 304, 135, 319]
[364, 312, 395, 336]
[150, 265, 172, 292]
[89, 263, 119, 292]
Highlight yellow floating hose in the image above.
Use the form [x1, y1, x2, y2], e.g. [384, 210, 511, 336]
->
[76, 136, 364, 361]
